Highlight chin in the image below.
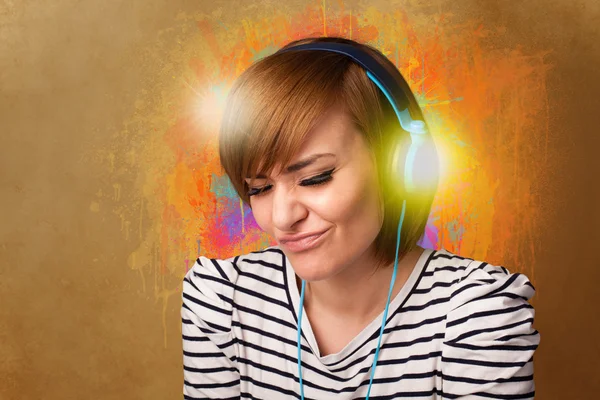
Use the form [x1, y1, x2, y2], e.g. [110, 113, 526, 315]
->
[285, 250, 340, 282]
[297, 269, 336, 283]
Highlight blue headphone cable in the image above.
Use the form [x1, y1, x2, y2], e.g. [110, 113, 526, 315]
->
[297, 199, 407, 399]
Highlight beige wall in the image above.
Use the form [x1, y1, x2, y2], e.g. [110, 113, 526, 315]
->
[1, 0, 599, 399]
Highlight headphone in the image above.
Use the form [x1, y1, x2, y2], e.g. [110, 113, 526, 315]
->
[276, 41, 438, 400]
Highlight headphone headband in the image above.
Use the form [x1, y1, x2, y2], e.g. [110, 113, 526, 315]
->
[276, 42, 427, 135]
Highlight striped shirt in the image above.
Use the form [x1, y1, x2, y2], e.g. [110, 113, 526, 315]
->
[181, 246, 540, 399]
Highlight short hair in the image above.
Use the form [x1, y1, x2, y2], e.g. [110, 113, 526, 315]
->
[218, 36, 439, 269]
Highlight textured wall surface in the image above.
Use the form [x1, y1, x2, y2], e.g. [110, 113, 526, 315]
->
[1, 0, 599, 399]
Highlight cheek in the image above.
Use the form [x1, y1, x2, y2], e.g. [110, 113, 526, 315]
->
[248, 200, 273, 233]
[311, 170, 381, 227]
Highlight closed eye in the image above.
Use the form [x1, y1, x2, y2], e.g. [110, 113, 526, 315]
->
[247, 168, 335, 197]
[299, 169, 334, 187]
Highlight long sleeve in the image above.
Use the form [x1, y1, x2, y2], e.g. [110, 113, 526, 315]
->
[441, 260, 540, 399]
[181, 256, 240, 399]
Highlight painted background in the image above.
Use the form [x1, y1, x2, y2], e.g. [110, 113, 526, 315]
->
[1, 0, 598, 399]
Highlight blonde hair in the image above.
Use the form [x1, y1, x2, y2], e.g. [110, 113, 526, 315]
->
[219, 36, 438, 269]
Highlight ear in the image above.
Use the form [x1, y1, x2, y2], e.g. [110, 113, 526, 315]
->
[380, 195, 386, 226]
[376, 175, 385, 226]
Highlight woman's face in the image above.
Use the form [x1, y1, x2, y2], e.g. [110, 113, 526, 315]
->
[246, 104, 384, 282]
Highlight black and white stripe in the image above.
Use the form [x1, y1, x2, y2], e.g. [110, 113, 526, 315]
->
[182, 247, 539, 399]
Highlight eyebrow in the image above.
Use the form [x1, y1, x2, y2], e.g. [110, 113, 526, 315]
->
[249, 153, 336, 179]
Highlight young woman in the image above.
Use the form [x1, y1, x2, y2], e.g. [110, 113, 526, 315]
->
[181, 36, 540, 399]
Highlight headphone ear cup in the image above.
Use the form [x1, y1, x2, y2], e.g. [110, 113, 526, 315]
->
[406, 136, 440, 196]
[389, 141, 404, 189]
[385, 133, 411, 197]
[385, 133, 439, 198]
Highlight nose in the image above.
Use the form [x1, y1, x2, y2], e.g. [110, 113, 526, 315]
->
[271, 185, 308, 231]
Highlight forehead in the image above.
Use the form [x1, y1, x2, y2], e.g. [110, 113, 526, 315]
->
[289, 105, 357, 160]
[248, 105, 363, 180]
[273, 107, 360, 175]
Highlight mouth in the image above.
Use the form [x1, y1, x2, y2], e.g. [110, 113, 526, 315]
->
[279, 228, 330, 253]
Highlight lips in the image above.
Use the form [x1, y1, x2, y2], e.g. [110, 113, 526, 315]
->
[279, 229, 330, 253]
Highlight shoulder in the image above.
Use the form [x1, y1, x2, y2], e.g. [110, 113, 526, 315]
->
[427, 248, 537, 326]
[181, 246, 285, 332]
[437, 250, 540, 397]
[424, 248, 475, 277]
[423, 249, 535, 304]
[183, 245, 285, 285]
[443, 252, 537, 315]
[234, 245, 287, 273]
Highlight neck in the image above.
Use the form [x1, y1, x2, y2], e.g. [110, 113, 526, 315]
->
[297, 246, 425, 323]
